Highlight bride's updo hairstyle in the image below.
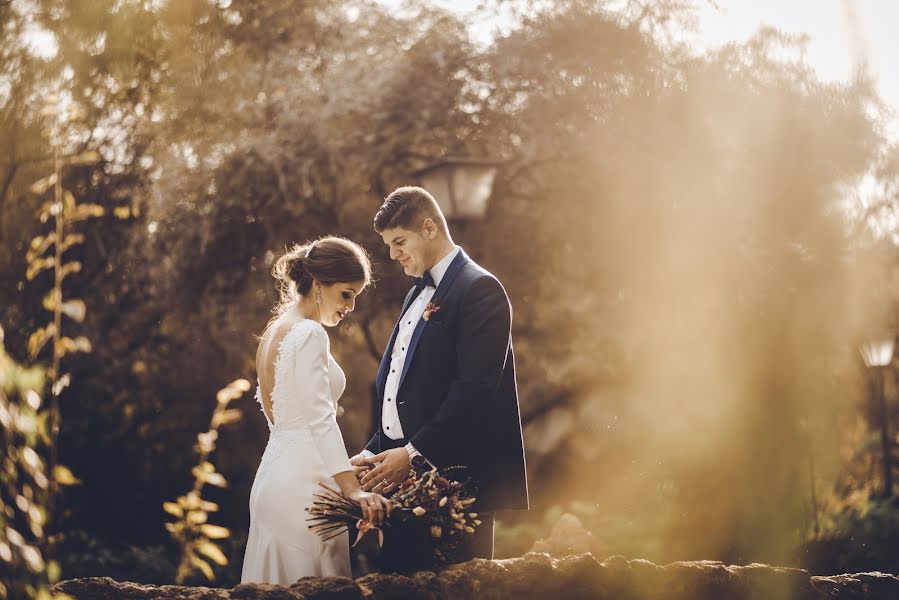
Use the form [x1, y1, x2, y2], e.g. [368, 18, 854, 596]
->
[271, 236, 372, 316]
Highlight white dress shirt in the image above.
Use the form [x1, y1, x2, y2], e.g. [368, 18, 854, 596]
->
[362, 246, 460, 461]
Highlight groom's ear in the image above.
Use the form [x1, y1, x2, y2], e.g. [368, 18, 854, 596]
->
[423, 218, 438, 239]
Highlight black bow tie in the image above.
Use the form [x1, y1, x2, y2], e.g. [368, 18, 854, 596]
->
[413, 271, 435, 290]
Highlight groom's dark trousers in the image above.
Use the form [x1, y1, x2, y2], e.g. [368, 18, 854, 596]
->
[365, 249, 528, 564]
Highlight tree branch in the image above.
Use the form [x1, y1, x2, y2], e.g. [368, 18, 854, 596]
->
[521, 390, 574, 426]
[359, 317, 383, 362]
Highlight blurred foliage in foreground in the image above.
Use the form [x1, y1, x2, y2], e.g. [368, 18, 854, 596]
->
[3, 0, 899, 584]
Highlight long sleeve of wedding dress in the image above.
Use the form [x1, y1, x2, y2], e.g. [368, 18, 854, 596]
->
[241, 320, 353, 584]
[294, 324, 354, 477]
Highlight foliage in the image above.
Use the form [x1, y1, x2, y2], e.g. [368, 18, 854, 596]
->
[1, 0, 898, 579]
[0, 324, 71, 599]
[164, 378, 247, 584]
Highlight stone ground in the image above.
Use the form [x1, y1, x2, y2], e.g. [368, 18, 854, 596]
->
[54, 552, 899, 600]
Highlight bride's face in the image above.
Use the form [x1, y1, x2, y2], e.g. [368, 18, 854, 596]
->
[317, 280, 365, 327]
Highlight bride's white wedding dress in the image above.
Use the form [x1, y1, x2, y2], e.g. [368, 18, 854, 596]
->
[241, 319, 354, 584]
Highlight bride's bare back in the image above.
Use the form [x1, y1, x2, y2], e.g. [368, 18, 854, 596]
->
[255, 313, 306, 426]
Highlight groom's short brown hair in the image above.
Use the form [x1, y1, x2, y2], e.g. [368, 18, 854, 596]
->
[374, 186, 449, 236]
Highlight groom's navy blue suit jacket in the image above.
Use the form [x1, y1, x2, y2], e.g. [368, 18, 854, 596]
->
[364, 249, 529, 512]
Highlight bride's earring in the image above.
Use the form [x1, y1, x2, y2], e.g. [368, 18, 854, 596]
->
[315, 288, 322, 305]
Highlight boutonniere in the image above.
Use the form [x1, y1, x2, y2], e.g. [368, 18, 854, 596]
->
[423, 301, 441, 322]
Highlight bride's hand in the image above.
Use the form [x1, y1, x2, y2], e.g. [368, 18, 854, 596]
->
[349, 453, 372, 480]
[348, 489, 392, 526]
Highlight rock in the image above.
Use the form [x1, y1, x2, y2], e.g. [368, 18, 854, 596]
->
[53, 554, 899, 599]
[528, 513, 598, 557]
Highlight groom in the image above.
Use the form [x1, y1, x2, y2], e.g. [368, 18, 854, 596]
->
[351, 185, 529, 563]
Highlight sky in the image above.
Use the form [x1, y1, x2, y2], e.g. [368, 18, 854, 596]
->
[690, 1, 899, 125]
[21, 0, 899, 139]
[23, 1, 899, 120]
[381, 0, 899, 134]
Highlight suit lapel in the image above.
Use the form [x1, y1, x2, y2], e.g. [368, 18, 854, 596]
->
[375, 286, 419, 398]
[398, 249, 469, 389]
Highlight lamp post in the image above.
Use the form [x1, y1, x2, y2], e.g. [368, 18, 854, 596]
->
[860, 337, 896, 498]
[412, 156, 501, 220]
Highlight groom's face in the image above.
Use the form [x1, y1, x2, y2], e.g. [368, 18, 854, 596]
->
[380, 224, 435, 277]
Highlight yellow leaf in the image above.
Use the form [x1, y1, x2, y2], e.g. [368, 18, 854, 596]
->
[59, 261, 82, 280]
[60, 233, 86, 252]
[212, 408, 242, 428]
[67, 103, 87, 122]
[198, 499, 220, 513]
[190, 555, 215, 580]
[60, 336, 92, 356]
[195, 540, 228, 566]
[231, 379, 252, 393]
[53, 465, 80, 485]
[163, 502, 183, 517]
[199, 524, 230, 539]
[61, 300, 87, 323]
[26, 233, 55, 263]
[47, 560, 62, 584]
[69, 204, 105, 222]
[187, 510, 208, 525]
[205, 472, 227, 488]
[42, 289, 61, 312]
[64, 150, 101, 166]
[28, 325, 55, 358]
[52, 373, 71, 396]
[179, 492, 201, 510]
[215, 388, 239, 405]
[26, 257, 55, 281]
[36, 201, 54, 222]
[30, 174, 57, 195]
[113, 206, 131, 219]
[63, 190, 76, 211]
[35, 586, 52, 600]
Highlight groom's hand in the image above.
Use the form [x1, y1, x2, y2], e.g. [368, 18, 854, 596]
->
[360, 448, 410, 492]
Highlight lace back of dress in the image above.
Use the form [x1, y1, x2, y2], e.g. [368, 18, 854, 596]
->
[268, 322, 310, 430]
[254, 384, 272, 430]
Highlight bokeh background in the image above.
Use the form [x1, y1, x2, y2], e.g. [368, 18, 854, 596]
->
[4, 0, 899, 589]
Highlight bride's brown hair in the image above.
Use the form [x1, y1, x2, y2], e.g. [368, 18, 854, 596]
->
[271, 236, 371, 318]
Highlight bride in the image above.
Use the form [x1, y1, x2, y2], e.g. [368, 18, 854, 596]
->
[241, 237, 391, 584]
